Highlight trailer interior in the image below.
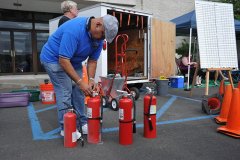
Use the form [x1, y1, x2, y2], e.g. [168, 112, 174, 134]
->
[107, 10, 149, 84]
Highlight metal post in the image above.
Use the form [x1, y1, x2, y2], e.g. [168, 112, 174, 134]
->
[186, 28, 192, 90]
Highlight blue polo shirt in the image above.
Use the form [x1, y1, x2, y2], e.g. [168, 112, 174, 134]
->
[40, 17, 103, 68]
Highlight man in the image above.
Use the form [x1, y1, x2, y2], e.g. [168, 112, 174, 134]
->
[58, 0, 78, 27]
[40, 15, 118, 137]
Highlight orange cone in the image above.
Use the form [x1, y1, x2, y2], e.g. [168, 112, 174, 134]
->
[214, 84, 232, 124]
[237, 81, 240, 90]
[217, 88, 240, 138]
[219, 80, 224, 95]
[82, 64, 90, 104]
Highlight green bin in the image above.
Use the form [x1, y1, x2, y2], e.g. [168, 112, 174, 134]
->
[11, 90, 40, 102]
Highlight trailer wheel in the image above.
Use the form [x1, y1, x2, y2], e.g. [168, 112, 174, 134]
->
[102, 96, 109, 108]
[110, 98, 119, 111]
[130, 87, 140, 100]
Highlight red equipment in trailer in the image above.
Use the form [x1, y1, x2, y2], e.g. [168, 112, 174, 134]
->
[101, 34, 139, 111]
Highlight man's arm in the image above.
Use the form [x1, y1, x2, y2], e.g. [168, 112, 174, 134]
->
[59, 57, 92, 96]
[87, 59, 97, 79]
[87, 59, 97, 90]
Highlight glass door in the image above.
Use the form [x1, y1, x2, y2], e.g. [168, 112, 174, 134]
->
[0, 31, 32, 74]
[14, 31, 32, 73]
[0, 31, 12, 73]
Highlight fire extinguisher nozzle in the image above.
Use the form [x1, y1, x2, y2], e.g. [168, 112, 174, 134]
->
[133, 123, 136, 133]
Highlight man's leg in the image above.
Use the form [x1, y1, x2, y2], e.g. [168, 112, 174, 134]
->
[42, 62, 72, 130]
[72, 67, 88, 129]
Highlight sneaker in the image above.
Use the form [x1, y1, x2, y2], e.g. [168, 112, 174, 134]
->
[60, 130, 64, 137]
[76, 130, 82, 139]
[60, 130, 82, 139]
[82, 124, 88, 135]
[195, 83, 202, 87]
[223, 77, 228, 81]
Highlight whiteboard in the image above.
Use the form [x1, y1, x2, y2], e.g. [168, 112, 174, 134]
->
[195, 0, 238, 69]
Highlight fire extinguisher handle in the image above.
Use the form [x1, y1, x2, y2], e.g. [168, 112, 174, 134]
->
[131, 96, 137, 133]
[133, 121, 136, 133]
[148, 94, 154, 131]
[80, 138, 84, 147]
[148, 117, 153, 131]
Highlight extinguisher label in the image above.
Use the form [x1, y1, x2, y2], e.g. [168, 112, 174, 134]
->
[42, 91, 54, 102]
[87, 108, 92, 118]
[119, 109, 124, 120]
[72, 131, 77, 142]
[150, 105, 156, 114]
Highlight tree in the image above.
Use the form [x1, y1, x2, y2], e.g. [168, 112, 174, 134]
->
[220, 0, 240, 20]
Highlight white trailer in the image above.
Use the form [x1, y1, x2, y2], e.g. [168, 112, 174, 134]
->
[49, 3, 176, 100]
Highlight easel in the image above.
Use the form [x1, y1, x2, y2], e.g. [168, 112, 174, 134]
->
[204, 68, 234, 96]
[190, 67, 234, 96]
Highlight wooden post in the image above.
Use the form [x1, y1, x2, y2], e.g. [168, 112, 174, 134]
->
[205, 70, 210, 95]
[228, 70, 234, 90]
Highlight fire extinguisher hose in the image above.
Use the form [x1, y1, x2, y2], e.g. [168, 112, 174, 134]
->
[144, 94, 155, 131]
[130, 96, 137, 133]
[100, 96, 103, 135]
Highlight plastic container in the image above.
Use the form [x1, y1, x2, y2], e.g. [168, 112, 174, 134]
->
[169, 76, 184, 88]
[39, 79, 56, 104]
[0, 92, 30, 108]
[156, 79, 169, 96]
[11, 90, 40, 102]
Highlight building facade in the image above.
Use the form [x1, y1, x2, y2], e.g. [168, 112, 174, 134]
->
[0, 0, 194, 76]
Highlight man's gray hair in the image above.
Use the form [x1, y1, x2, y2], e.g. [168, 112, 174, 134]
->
[61, 0, 77, 13]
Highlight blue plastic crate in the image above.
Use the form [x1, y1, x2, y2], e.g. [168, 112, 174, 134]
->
[169, 76, 184, 88]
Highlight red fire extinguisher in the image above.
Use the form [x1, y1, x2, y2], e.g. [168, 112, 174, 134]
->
[118, 90, 134, 145]
[87, 92, 103, 144]
[64, 109, 78, 148]
[144, 87, 157, 138]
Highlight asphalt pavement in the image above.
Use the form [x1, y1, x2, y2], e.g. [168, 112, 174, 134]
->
[0, 86, 240, 160]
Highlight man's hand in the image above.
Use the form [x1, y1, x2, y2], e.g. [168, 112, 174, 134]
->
[88, 78, 97, 91]
[77, 80, 93, 96]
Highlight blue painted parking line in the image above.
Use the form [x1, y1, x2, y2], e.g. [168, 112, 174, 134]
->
[35, 105, 57, 113]
[156, 115, 216, 125]
[28, 103, 61, 140]
[156, 96, 177, 120]
[45, 127, 61, 136]
[102, 115, 215, 133]
[168, 94, 202, 103]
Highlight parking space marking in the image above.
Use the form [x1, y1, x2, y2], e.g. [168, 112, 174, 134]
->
[168, 94, 202, 102]
[35, 105, 57, 113]
[28, 95, 213, 140]
[102, 115, 215, 133]
[156, 115, 216, 125]
[28, 103, 108, 140]
[156, 96, 177, 120]
[28, 103, 62, 140]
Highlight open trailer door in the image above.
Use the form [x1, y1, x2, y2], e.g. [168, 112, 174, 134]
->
[151, 18, 176, 79]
